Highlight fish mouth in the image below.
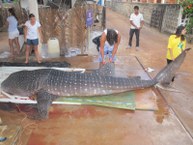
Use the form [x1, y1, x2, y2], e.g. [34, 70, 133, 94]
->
[1, 90, 14, 97]
[1, 90, 29, 100]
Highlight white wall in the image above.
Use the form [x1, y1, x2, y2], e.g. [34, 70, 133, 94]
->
[20, 0, 39, 21]
[72, 0, 76, 7]
[20, 0, 29, 10]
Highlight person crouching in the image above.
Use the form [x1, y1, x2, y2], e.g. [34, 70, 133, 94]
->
[99, 29, 121, 65]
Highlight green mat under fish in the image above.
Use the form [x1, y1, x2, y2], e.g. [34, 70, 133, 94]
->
[56, 92, 136, 110]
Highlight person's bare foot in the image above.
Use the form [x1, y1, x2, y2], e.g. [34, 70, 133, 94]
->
[25, 60, 29, 64]
[37, 60, 42, 63]
[136, 47, 140, 51]
[37, 57, 42, 63]
[126, 45, 131, 49]
[17, 51, 20, 56]
[9, 55, 15, 60]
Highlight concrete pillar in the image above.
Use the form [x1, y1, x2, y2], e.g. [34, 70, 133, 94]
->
[177, 6, 183, 26]
[72, 0, 76, 8]
[20, 0, 29, 10]
[28, 0, 39, 21]
[101, 0, 105, 6]
[43, 0, 48, 5]
[28, 0, 43, 56]
[0, 0, 2, 8]
[161, 0, 165, 3]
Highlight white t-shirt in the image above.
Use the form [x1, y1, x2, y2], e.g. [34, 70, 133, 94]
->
[130, 13, 144, 29]
[25, 20, 41, 39]
[7, 16, 18, 32]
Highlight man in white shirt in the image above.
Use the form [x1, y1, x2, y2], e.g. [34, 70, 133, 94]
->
[128, 6, 144, 50]
[24, 13, 43, 63]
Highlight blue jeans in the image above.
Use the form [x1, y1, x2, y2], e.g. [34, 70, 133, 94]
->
[27, 39, 39, 46]
[129, 29, 140, 47]
[98, 45, 116, 62]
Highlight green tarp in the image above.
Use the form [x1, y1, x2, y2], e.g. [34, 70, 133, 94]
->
[57, 92, 136, 110]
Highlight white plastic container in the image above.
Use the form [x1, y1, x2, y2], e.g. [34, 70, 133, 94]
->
[47, 37, 60, 58]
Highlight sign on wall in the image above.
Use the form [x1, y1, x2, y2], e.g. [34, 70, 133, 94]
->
[2, 0, 15, 3]
[86, 9, 93, 27]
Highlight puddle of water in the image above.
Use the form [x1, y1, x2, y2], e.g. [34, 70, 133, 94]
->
[153, 89, 170, 124]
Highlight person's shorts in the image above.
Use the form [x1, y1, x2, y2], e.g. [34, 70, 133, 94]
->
[26, 39, 39, 46]
[8, 30, 19, 39]
[98, 51, 116, 62]
[98, 45, 116, 62]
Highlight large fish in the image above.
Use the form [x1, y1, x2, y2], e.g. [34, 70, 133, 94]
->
[1, 48, 191, 119]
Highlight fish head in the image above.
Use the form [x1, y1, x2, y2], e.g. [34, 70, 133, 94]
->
[1, 71, 34, 96]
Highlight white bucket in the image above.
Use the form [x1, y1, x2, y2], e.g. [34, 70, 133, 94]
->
[47, 37, 60, 58]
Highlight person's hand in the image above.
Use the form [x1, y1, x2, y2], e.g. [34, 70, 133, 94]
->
[40, 38, 43, 43]
[24, 37, 27, 43]
[139, 26, 142, 30]
[109, 58, 113, 63]
[102, 60, 106, 65]
[170, 55, 174, 61]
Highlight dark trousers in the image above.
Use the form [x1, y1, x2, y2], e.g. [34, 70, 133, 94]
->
[129, 29, 140, 47]
[167, 59, 175, 82]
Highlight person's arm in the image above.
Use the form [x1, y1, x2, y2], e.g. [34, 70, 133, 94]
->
[140, 20, 144, 29]
[24, 26, 27, 42]
[111, 33, 121, 62]
[130, 20, 138, 29]
[38, 26, 43, 43]
[167, 36, 174, 60]
[139, 14, 144, 29]
[6, 21, 8, 27]
[182, 39, 186, 51]
[130, 14, 138, 29]
[100, 32, 106, 64]
[5, 18, 9, 29]
[168, 48, 174, 60]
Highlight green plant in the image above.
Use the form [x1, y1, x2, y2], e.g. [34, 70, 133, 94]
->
[180, 0, 193, 34]
[180, 0, 193, 15]
[187, 17, 193, 34]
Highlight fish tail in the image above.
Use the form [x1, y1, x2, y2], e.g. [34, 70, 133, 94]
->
[153, 48, 191, 85]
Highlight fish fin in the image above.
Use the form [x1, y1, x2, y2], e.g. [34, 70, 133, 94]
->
[32, 91, 58, 120]
[95, 63, 115, 76]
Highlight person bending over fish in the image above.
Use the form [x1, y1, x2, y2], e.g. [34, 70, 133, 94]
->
[99, 29, 121, 65]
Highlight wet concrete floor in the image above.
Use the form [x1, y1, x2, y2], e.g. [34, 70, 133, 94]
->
[106, 7, 193, 142]
[0, 55, 192, 145]
[0, 8, 193, 145]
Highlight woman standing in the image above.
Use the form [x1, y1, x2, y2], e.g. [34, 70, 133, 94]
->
[24, 13, 42, 63]
[7, 8, 20, 58]
[166, 25, 187, 82]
